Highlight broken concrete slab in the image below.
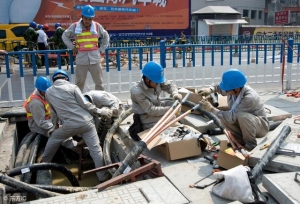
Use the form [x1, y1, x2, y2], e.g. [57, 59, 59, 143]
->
[249, 118, 300, 173]
[263, 172, 300, 204]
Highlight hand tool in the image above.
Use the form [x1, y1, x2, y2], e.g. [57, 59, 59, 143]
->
[204, 156, 214, 165]
[189, 173, 213, 188]
[195, 180, 217, 189]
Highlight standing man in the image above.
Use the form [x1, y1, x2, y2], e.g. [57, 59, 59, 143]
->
[48, 23, 68, 65]
[130, 61, 182, 131]
[24, 21, 42, 68]
[23, 76, 80, 149]
[198, 69, 269, 150]
[62, 5, 110, 91]
[37, 24, 49, 67]
[42, 69, 112, 182]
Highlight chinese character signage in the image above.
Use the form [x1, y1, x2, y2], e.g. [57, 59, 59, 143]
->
[275, 10, 290, 25]
[1, 0, 189, 36]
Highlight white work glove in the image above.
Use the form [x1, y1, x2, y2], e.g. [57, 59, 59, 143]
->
[97, 107, 113, 119]
[199, 99, 214, 112]
[173, 93, 182, 102]
[198, 88, 213, 97]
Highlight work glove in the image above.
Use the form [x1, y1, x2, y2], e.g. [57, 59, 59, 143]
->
[198, 88, 213, 97]
[173, 93, 182, 102]
[97, 107, 113, 119]
[199, 99, 214, 112]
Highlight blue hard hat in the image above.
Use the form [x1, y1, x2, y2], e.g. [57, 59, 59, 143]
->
[220, 69, 247, 91]
[35, 76, 52, 92]
[142, 61, 165, 84]
[37, 24, 43, 30]
[82, 5, 95, 18]
[29, 21, 37, 28]
[52, 69, 69, 82]
[54, 22, 61, 29]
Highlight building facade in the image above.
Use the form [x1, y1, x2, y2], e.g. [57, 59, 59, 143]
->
[191, 0, 265, 25]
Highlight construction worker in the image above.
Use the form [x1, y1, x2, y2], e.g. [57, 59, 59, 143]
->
[37, 24, 49, 67]
[48, 23, 68, 65]
[62, 5, 110, 91]
[83, 90, 123, 118]
[41, 69, 112, 182]
[23, 76, 80, 149]
[198, 69, 269, 150]
[130, 61, 182, 133]
[23, 21, 42, 67]
[83, 90, 123, 146]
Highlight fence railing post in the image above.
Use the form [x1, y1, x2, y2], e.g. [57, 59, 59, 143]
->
[160, 40, 166, 68]
[286, 38, 294, 90]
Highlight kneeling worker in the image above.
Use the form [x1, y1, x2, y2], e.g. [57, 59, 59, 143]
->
[42, 70, 112, 182]
[130, 61, 182, 137]
[198, 69, 269, 150]
[23, 76, 79, 149]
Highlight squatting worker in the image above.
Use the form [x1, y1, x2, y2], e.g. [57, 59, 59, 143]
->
[62, 5, 109, 91]
[198, 69, 269, 150]
[130, 61, 182, 130]
[23, 76, 80, 149]
[41, 69, 113, 182]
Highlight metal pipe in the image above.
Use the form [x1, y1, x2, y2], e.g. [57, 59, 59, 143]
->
[7, 163, 80, 187]
[143, 103, 181, 143]
[0, 173, 60, 198]
[143, 100, 180, 142]
[251, 125, 291, 180]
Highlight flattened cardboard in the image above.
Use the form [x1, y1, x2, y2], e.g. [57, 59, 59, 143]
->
[216, 140, 248, 170]
[178, 88, 230, 113]
[138, 126, 202, 161]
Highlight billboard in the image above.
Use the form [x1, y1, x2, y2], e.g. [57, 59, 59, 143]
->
[4, 0, 190, 37]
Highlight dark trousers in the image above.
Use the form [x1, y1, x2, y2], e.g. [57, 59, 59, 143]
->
[38, 43, 47, 66]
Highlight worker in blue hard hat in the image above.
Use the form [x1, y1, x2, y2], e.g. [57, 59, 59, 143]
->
[23, 76, 81, 149]
[41, 69, 112, 182]
[198, 69, 269, 150]
[23, 21, 42, 67]
[62, 4, 110, 92]
[129, 61, 182, 140]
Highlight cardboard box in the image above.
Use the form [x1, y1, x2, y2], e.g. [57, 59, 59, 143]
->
[139, 126, 202, 161]
[178, 88, 202, 114]
[178, 88, 230, 113]
[216, 140, 248, 170]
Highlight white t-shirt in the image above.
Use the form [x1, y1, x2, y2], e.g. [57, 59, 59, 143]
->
[37, 29, 48, 46]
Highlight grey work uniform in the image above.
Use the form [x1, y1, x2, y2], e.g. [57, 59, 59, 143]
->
[26, 89, 77, 149]
[84, 90, 123, 118]
[210, 84, 269, 150]
[130, 78, 179, 130]
[62, 20, 110, 91]
[43, 79, 106, 181]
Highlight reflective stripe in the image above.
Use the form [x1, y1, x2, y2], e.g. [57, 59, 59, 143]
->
[23, 92, 51, 120]
[76, 30, 98, 52]
[77, 38, 98, 43]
